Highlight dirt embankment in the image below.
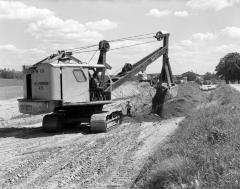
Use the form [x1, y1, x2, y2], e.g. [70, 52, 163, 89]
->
[0, 82, 202, 189]
[133, 84, 240, 189]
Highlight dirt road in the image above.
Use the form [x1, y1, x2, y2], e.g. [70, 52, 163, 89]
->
[0, 97, 184, 189]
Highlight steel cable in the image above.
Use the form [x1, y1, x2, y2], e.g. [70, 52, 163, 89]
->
[87, 50, 98, 64]
[71, 40, 158, 55]
[63, 32, 156, 53]
[109, 40, 158, 51]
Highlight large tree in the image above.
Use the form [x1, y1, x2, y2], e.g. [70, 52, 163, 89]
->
[181, 71, 198, 81]
[215, 52, 240, 84]
[203, 72, 217, 81]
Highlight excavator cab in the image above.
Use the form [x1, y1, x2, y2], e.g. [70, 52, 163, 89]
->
[19, 63, 109, 115]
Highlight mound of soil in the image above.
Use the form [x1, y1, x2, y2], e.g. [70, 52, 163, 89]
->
[109, 81, 156, 116]
[161, 82, 207, 118]
[110, 82, 205, 118]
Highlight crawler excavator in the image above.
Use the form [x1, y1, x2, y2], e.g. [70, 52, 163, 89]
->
[18, 31, 177, 132]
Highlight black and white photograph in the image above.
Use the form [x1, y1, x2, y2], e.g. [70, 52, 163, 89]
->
[0, 0, 240, 188]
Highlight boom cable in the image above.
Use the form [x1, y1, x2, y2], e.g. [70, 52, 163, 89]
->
[108, 34, 155, 42]
[109, 40, 158, 51]
[71, 39, 158, 55]
[66, 44, 98, 52]
[63, 32, 156, 53]
[87, 50, 98, 64]
[72, 49, 99, 54]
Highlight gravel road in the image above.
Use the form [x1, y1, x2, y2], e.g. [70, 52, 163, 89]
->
[0, 90, 183, 188]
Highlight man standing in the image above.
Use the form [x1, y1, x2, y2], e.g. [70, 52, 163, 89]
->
[126, 100, 132, 117]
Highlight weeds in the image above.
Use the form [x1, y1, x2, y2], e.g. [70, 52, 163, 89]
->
[133, 84, 240, 189]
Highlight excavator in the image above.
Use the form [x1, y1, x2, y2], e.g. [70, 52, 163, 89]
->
[18, 31, 178, 132]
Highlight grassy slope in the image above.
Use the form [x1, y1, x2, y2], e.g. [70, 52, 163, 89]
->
[133, 83, 240, 189]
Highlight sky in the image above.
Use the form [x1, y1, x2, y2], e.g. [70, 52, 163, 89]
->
[0, 0, 240, 75]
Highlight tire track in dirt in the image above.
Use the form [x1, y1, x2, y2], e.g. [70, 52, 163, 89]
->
[0, 116, 183, 189]
[0, 89, 184, 189]
[0, 120, 92, 187]
[104, 117, 184, 189]
[0, 132, 94, 188]
[41, 120, 141, 188]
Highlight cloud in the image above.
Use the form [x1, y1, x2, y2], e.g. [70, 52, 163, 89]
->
[0, 44, 46, 70]
[146, 9, 171, 17]
[186, 0, 240, 11]
[0, 1, 54, 20]
[0, 44, 45, 54]
[170, 26, 240, 74]
[192, 32, 216, 40]
[214, 44, 240, 52]
[221, 26, 240, 38]
[180, 40, 193, 46]
[86, 19, 118, 31]
[146, 9, 189, 18]
[0, 1, 118, 46]
[0, 44, 18, 51]
[174, 10, 189, 17]
[172, 28, 239, 54]
[26, 16, 104, 44]
[171, 40, 194, 51]
[173, 32, 217, 52]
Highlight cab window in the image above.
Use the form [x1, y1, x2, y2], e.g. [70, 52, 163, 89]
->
[73, 69, 87, 82]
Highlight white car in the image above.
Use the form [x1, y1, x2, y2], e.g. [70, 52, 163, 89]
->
[200, 84, 217, 91]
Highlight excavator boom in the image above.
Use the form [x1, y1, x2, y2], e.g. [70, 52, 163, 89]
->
[105, 32, 175, 93]
[106, 46, 168, 91]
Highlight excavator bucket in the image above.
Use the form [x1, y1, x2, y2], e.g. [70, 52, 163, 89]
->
[151, 44, 178, 115]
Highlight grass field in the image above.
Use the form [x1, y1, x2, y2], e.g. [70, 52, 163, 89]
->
[133, 83, 240, 189]
[0, 78, 23, 100]
[0, 78, 23, 87]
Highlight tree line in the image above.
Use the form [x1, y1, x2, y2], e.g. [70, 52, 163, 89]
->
[0, 52, 239, 82]
[179, 52, 240, 84]
[0, 68, 23, 79]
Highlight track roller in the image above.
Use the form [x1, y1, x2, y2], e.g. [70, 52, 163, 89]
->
[42, 113, 65, 132]
[90, 111, 122, 133]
